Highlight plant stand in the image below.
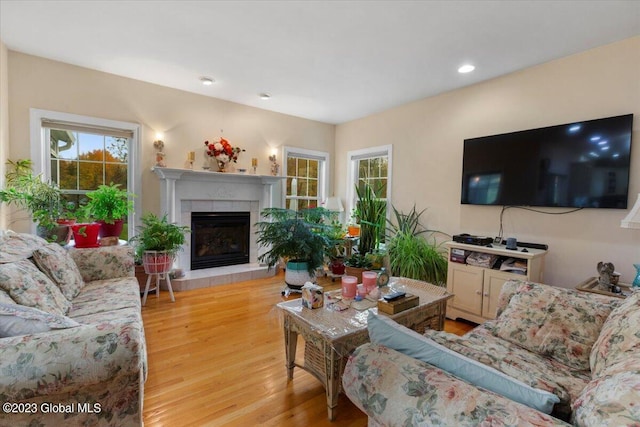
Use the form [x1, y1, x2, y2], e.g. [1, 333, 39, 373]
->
[142, 251, 176, 305]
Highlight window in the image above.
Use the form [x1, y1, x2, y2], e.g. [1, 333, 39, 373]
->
[346, 145, 393, 220]
[30, 109, 141, 237]
[283, 147, 329, 211]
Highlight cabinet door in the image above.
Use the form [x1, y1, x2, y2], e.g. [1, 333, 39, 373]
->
[482, 270, 523, 319]
[447, 263, 484, 316]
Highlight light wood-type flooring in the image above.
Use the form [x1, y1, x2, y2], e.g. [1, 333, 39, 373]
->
[141, 272, 475, 426]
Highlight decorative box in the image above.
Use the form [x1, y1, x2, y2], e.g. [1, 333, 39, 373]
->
[301, 282, 324, 309]
[377, 294, 419, 315]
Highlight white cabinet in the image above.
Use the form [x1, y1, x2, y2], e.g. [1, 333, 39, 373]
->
[445, 241, 547, 324]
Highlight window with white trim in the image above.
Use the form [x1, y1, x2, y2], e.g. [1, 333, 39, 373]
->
[346, 145, 393, 221]
[30, 109, 141, 238]
[283, 147, 329, 211]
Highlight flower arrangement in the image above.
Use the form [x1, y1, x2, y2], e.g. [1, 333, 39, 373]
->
[204, 138, 245, 167]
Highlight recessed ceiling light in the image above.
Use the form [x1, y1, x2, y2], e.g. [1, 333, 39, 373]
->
[259, 93, 271, 100]
[200, 77, 215, 86]
[458, 64, 475, 74]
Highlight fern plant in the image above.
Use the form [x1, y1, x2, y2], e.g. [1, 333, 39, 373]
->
[387, 205, 449, 285]
[129, 213, 190, 260]
[255, 207, 332, 274]
[86, 183, 134, 224]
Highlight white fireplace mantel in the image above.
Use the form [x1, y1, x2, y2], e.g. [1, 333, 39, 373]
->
[152, 167, 285, 273]
[152, 167, 285, 223]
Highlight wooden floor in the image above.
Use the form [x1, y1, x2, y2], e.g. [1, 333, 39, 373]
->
[141, 272, 475, 426]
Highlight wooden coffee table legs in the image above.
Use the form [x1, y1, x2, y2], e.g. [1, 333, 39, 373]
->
[284, 317, 297, 380]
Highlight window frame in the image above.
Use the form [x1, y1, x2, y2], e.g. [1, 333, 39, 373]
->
[282, 146, 330, 211]
[29, 108, 141, 237]
[346, 144, 393, 222]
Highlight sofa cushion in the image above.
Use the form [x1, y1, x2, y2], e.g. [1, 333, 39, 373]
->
[492, 282, 615, 371]
[424, 323, 590, 410]
[0, 302, 80, 337]
[32, 243, 85, 301]
[0, 231, 49, 263]
[67, 278, 141, 318]
[368, 312, 560, 414]
[590, 290, 640, 378]
[572, 371, 640, 427]
[68, 245, 135, 283]
[0, 260, 71, 316]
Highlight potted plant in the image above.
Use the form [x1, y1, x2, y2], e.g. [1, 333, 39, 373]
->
[255, 207, 331, 290]
[387, 205, 448, 285]
[0, 159, 70, 244]
[343, 253, 373, 283]
[129, 213, 190, 275]
[353, 181, 387, 257]
[325, 220, 347, 275]
[86, 183, 134, 238]
[69, 204, 102, 248]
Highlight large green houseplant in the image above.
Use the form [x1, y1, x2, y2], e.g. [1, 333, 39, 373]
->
[129, 213, 190, 274]
[86, 183, 134, 238]
[387, 205, 448, 285]
[255, 207, 331, 289]
[0, 159, 70, 243]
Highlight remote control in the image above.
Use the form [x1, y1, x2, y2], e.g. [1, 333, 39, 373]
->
[383, 291, 406, 302]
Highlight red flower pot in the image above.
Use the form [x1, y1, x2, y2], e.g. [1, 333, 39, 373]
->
[97, 219, 124, 238]
[71, 223, 102, 248]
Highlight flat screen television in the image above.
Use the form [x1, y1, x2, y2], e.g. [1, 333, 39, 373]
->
[461, 114, 633, 209]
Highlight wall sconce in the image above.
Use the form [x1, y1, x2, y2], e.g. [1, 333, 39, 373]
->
[269, 154, 279, 176]
[153, 133, 166, 167]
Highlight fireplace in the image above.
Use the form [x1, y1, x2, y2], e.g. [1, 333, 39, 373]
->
[191, 212, 250, 270]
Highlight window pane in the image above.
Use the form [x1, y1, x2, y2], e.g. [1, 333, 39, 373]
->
[308, 159, 319, 178]
[79, 133, 104, 161]
[297, 159, 308, 177]
[105, 164, 128, 187]
[308, 179, 318, 197]
[298, 178, 308, 197]
[358, 159, 368, 178]
[78, 162, 104, 190]
[105, 137, 128, 163]
[58, 160, 78, 190]
[51, 129, 77, 160]
[287, 157, 296, 176]
[286, 177, 293, 195]
[50, 159, 58, 183]
[380, 157, 388, 177]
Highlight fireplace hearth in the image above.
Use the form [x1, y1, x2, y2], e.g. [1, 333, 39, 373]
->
[191, 212, 250, 270]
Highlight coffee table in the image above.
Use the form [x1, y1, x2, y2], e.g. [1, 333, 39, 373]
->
[276, 277, 452, 421]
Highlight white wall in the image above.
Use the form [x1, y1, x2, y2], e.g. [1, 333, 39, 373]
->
[0, 39, 9, 230]
[6, 51, 335, 228]
[335, 36, 640, 287]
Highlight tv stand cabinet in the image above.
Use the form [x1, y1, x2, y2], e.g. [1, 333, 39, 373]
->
[445, 241, 547, 324]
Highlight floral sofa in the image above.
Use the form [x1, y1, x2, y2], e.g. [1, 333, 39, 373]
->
[0, 231, 146, 426]
[343, 279, 640, 426]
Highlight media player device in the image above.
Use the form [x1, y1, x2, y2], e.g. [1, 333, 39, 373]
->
[453, 234, 493, 246]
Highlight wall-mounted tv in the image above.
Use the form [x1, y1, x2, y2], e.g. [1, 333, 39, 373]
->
[461, 114, 633, 209]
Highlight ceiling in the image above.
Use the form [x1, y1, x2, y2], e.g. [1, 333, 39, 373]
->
[1, 1, 639, 124]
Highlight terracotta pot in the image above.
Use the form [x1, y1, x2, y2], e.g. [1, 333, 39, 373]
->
[345, 266, 365, 283]
[97, 219, 124, 238]
[135, 264, 156, 294]
[71, 223, 102, 248]
[37, 224, 72, 245]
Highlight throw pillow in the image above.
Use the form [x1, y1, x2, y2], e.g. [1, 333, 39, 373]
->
[492, 282, 615, 371]
[0, 260, 72, 316]
[0, 231, 49, 263]
[0, 302, 80, 337]
[33, 243, 85, 300]
[367, 312, 560, 414]
[590, 291, 640, 377]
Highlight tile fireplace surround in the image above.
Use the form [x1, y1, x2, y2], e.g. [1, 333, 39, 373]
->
[152, 167, 285, 291]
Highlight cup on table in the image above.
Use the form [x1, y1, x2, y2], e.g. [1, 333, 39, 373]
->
[362, 271, 378, 294]
[341, 275, 358, 299]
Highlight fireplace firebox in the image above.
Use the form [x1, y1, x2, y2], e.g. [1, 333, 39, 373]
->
[191, 212, 250, 270]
